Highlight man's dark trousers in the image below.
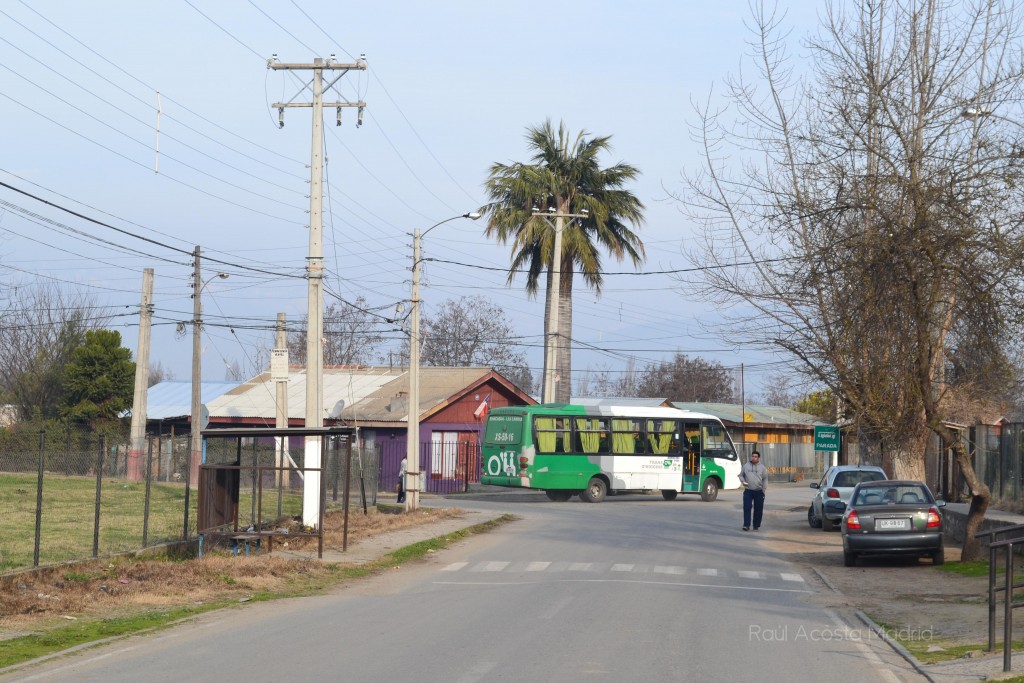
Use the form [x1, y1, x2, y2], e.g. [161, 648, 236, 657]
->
[743, 488, 765, 529]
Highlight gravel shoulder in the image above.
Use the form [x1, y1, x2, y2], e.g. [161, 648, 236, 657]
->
[760, 505, 991, 650]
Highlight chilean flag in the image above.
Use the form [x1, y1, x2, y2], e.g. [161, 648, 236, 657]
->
[473, 393, 491, 420]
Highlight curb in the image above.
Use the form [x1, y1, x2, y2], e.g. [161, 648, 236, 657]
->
[855, 610, 937, 683]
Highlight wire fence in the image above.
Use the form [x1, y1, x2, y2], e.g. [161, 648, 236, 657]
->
[0, 425, 381, 573]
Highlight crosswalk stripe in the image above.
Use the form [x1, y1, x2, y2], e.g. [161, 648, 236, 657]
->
[445, 561, 804, 584]
[472, 561, 509, 572]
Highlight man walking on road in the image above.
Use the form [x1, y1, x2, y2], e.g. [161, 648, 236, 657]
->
[739, 450, 768, 531]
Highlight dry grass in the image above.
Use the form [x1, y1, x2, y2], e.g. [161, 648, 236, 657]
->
[0, 505, 466, 638]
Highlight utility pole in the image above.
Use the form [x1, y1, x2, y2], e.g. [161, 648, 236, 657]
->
[269, 54, 366, 527]
[186, 247, 202, 540]
[273, 313, 288, 495]
[406, 213, 480, 511]
[536, 207, 588, 404]
[128, 268, 154, 481]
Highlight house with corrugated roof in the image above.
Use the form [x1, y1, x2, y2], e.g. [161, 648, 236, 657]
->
[671, 402, 828, 480]
[146, 366, 534, 493]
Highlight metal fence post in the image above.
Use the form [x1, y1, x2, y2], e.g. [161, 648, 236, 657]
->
[142, 435, 153, 547]
[93, 434, 105, 557]
[32, 428, 45, 567]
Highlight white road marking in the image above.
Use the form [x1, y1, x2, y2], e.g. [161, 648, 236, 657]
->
[611, 563, 634, 572]
[525, 561, 550, 571]
[780, 573, 805, 582]
[696, 568, 717, 576]
[441, 562, 468, 571]
[653, 566, 685, 575]
[568, 562, 592, 571]
[738, 570, 762, 579]
[472, 561, 509, 572]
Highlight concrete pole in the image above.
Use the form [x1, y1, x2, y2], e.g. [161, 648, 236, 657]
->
[303, 59, 325, 528]
[542, 213, 564, 404]
[406, 228, 423, 511]
[275, 313, 288, 489]
[128, 268, 154, 481]
[185, 246, 201, 539]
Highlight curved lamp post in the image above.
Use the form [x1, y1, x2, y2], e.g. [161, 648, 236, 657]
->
[405, 212, 481, 511]
[184, 246, 228, 539]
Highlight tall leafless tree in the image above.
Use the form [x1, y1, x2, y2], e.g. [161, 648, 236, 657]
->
[401, 295, 534, 393]
[0, 282, 109, 419]
[679, 1, 1024, 558]
[288, 296, 387, 367]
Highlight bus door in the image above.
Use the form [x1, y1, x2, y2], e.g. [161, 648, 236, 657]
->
[646, 418, 682, 491]
[680, 421, 702, 491]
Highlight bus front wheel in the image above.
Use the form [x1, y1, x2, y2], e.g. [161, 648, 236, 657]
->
[581, 477, 608, 503]
[661, 490, 678, 501]
[700, 478, 719, 502]
[545, 490, 573, 502]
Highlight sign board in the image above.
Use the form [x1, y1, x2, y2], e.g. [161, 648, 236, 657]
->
[271, 348, 289, 382]
[814, 425, 840, 451]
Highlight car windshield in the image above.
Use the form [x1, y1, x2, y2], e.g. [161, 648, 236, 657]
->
[831, 470, 885, 488]
[853, 485, 930, 506]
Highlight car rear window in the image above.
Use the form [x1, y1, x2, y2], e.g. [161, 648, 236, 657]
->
[853, 484, 930, 506]
[832, 470, 885, 488]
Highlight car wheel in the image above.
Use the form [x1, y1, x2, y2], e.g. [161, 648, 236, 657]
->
[844, 550, 857, 567]
[808, 505, 822, 529]
[661, 490, 679, 501]
[932, 548, 945, 566]
[544, 490, 572, 502]
[580, 477, 608, 503]
[700, 478, 719, 502]
[822, 516, 835, 532]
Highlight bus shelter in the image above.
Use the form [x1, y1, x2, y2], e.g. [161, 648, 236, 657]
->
[196, 426, 352, 558]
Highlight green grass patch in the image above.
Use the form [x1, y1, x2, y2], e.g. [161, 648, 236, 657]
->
[0, 472, 327, 572]
[870, 617, 1024, 665]
[0, 513, 516, 671]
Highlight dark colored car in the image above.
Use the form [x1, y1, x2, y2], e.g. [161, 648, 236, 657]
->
[840, 480, 946, 567]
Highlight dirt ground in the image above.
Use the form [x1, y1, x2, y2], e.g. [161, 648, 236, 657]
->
[762, 504, 992, 648]
[0, 506, 469, 640]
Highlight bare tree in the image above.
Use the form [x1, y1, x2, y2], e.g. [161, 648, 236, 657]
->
[402, 295, 534, 392]
[0, 282, 109, 420]
[634, 354, 734, 403]
[679, 1, 1024, 558]
[288, 296, 387, 367]
[148, 360, 175, 387]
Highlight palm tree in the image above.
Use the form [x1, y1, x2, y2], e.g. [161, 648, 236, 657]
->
[483, 120, 645, 402]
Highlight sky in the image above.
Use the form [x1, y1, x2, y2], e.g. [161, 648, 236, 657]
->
[0, 1, 822, 400]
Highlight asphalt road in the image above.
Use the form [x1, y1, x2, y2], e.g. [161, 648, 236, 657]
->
[4, 486, 926, 682]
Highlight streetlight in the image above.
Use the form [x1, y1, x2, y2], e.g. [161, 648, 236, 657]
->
[184, 244, 228, 539]
[531, 206, 588, 404]
[405, 211, 481, 511]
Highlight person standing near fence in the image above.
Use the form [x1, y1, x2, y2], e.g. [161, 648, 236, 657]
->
[739, 450, 768, 531]
[397, 455, 407, 503]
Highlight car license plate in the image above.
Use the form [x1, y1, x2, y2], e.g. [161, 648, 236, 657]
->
[877, 518, 910, 531]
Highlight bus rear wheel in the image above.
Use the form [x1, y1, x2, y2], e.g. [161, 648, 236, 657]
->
[661, 490, 679, 501]
[545, 490, 573, 502]
[580, 477, 608, 503]
[700, 478, 719, 502]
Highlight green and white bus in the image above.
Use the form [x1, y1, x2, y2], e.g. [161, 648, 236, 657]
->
[481, 404, 741, 503]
